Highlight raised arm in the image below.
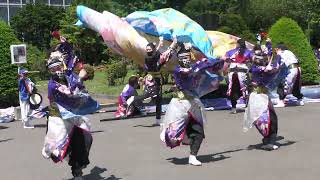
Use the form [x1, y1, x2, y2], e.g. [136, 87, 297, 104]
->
[159, 36, 178, 64]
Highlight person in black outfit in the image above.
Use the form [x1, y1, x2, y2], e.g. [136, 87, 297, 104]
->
[144, 36, 177, 125]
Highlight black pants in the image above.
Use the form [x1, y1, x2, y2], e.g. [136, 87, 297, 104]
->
[186, 120, 204, 156]
[229, 73, 242, 108]
[154, 77, 162, 119]
[277, 72, 303, 100]
[68, 126, 92, 177]
[262, 107, 278, 145]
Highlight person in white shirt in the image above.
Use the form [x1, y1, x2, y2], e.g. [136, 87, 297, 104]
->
[273, 44, 303, 107]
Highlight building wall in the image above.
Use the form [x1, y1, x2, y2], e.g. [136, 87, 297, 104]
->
[0, 0, 71, 23]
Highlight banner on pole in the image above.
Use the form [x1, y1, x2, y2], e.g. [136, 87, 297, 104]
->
[10, 44, 27, 64]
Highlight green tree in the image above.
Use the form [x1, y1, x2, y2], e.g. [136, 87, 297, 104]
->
[306, 0, 320, 46]
[269, 17, 319, 84]
[10, 3, 65, 50]
[57, 1, 117, 65]
[112, 0, 168, 16]
[25, 45, 48, 80]
[247, 0, 309, 32]
[217, 13, 255, 42]
[0, 21, 20, 107]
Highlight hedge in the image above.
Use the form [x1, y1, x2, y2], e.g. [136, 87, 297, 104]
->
[0, 21, 20, 108]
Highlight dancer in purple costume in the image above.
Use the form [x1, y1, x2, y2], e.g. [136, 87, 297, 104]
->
[115, 76, 142, 118]
[244, 46, 279, 151]
[160, 44, 209, 166]
[222, 39, 253, 114]
[42, 58, 98, 180]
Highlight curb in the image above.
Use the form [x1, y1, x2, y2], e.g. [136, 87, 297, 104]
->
[99, 103, 118, 108]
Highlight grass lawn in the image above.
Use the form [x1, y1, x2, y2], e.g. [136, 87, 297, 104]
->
[35, 69, 174, 97]
[35, 67, 229, 99]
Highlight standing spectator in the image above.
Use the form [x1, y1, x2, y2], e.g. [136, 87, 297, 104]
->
[18, 69, 34, 128]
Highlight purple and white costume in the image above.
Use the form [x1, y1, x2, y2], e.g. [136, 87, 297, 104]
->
[274, 50, 303, 101]
[244, 65, 278, 145]
[42, 72, 99, 176]
[225, 48, 253, 108]
[160, 60, 223, 149]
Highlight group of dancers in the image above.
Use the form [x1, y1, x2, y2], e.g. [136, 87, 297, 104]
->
[36, 30, 304, 179]
[118, 37, 304, 166]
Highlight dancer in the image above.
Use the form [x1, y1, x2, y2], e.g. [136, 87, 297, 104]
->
[222, 39, 253, 113]
[18, 68, 34, 128]
[244, 46, 279, 151]
[273, 43, 304, 107]
[51, 30, 87, 78]
[265, 38, 273, 63]
[160, 44, 211, 166]
[144, 36, 177, 125]
[115, 75, 143, 118]
[42, 58, 99, 179]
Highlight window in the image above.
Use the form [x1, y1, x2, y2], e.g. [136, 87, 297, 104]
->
[9, 0, 21, 4]
[0, 5, 8, 22]
[65, 0, 71, 5]
[35, 0, 48, 4]
[9, 5, 20, 18]
[22, 0, 34, 4]
[0, 0, 8, 3]
[49, 0, 63, 5]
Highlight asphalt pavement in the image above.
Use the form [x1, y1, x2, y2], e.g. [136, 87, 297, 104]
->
[0, 103, 319, 180]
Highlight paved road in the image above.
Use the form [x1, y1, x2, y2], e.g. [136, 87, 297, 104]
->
[0, 104, 319, 180]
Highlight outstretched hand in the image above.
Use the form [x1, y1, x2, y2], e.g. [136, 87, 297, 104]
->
[172, 35, 177, 44]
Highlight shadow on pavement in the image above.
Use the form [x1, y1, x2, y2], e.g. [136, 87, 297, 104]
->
[67, 166, 122, 180]
[247, 136, 296, 151]
[0, 138, 13, 143]
[100, 112, 162, 122]
[34, 124, 47, 128]
[91, 130, 104, 134]
[133, 124, 159, 128]
[0, 126, 8, 130]
[166, 149, 243, 165]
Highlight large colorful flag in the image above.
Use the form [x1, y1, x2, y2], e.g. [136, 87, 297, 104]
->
[126, 8, 216, 61]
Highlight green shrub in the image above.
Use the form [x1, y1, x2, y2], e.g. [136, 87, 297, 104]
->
[83, 64, 95, 80]
[268, 17, 319, 85]
[105, 62, 127, 86]
[130, 63, 144, 77]
[0, 21, 20, 108]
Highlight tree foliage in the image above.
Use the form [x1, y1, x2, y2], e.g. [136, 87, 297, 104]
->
[25, 45, 48, 80]
[269, 17, 319, 84]
[10, 3, 65, 50]
[217, 14, 255, 42]
[0, 21, 20, 107]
